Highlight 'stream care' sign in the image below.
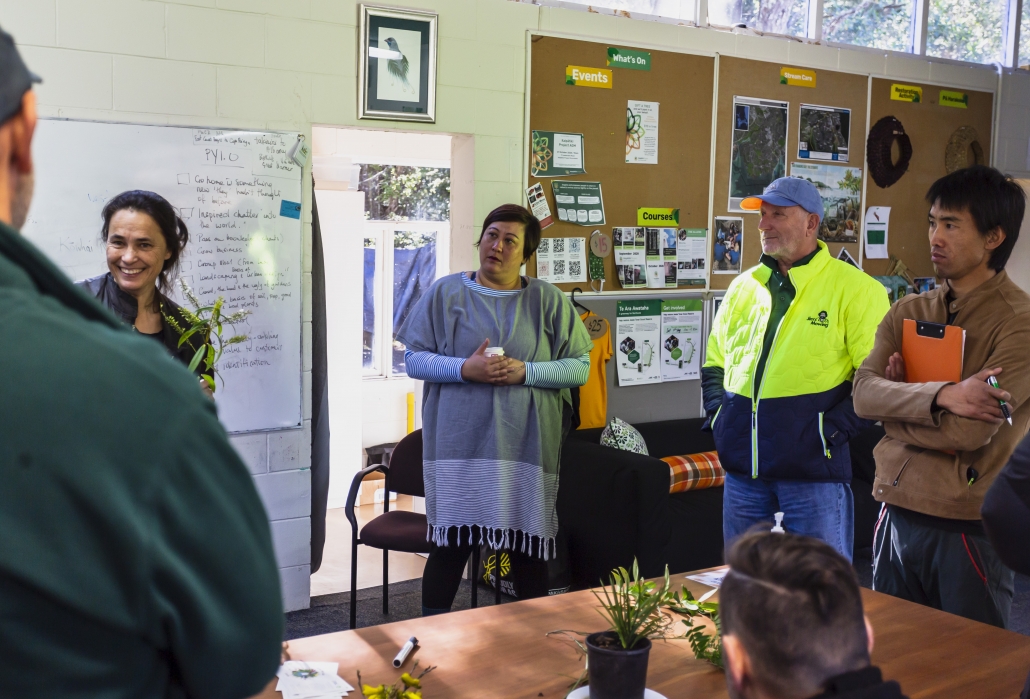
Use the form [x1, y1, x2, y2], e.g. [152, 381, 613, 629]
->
[566, 65, 613, 88]
[780, 67, 816, 87]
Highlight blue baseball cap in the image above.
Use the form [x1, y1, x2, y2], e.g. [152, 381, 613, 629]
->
[741, 176, 823, 223]
[0, 26, 42, 125]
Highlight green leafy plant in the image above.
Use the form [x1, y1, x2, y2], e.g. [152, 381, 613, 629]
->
[358, 662, 435, 699]
[663, 585, 723, 668]
[163, 280, 250, 392]
[593, 559, 673, 650]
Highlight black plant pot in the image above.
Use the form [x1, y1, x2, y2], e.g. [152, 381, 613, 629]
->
[585, 631, 651, 699]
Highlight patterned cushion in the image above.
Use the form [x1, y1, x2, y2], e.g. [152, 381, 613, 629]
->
[661, 452, 725, 493]
[599, 417, 648, 455]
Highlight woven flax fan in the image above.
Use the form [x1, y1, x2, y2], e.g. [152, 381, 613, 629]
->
[945, 126, 984, 173]
[867, 116, 912, 189]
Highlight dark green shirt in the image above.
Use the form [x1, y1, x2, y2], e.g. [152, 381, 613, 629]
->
[753, 246, 822, 398]
[0, 221, 283, 699]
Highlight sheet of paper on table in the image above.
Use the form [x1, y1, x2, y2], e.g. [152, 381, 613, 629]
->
[276, 661, 354, 699]
[686, 567, 729, 589]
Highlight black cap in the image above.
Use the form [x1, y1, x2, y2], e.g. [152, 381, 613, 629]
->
[0, 25, 42, 125]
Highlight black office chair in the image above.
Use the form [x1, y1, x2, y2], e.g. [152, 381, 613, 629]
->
[344, 430, 483, 629]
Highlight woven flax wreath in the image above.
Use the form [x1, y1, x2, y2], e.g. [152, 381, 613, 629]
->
[945, 126, 984, 173]
[867, 116, 912, 189]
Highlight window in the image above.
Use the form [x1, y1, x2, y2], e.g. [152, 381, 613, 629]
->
[926, 0, 1006, 64]
[1020, 0, 1030, 67]
[823, 0, 914, 52]
[556, 0, 695, 21]
[709, 0, 810, 36]
[360, 165, 450, 378]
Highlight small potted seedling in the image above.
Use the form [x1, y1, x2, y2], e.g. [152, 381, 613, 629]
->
[587, 560, 671, 699]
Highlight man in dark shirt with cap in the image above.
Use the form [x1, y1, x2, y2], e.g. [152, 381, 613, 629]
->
[0, 26, 284, 699]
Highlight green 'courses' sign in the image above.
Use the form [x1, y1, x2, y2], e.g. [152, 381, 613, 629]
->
[607, 47, 651, 71]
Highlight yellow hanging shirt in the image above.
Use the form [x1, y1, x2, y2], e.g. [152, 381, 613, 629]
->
[577, 311, 613, 429]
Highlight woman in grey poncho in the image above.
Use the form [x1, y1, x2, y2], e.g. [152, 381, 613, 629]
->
[397, 204, 593, 616]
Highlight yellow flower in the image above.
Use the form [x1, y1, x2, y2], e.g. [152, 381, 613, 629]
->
[400, 673, 421, 689]
[401, 691, 422, 699]
[361, 684, 387, 698]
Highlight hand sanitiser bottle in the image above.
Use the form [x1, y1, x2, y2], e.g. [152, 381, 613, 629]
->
[771, 512, 785, 533]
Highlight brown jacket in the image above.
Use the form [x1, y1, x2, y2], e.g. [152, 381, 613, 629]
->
[853, 271, 1030, 519]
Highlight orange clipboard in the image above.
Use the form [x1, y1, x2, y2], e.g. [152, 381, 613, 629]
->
[901, 319, 965, 383]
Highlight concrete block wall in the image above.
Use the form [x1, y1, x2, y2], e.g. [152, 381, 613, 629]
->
[3, 0, 1027, 613]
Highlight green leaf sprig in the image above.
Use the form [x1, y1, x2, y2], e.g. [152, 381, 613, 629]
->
[164, 279, 250, 393]
[593, 559, 673, 650]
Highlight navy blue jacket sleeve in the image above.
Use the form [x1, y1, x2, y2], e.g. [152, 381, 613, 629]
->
[982, 434, 1030, 576]
[700, 366, 725, 432]
[822, 390, 875, 446]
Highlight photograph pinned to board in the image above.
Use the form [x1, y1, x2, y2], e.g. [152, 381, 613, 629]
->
[616, 300, 662, 386]
[531, 131, 585, 177]
[836, 246, 859, 268]
[613, 227, 646, 289]
[645, 228, 678, 289]
[626, 100, 659, 164]
[525, 182, 554, 229]
[789, 162, 861, 244]
[729, 96, 789, 211]
[535, 237, 587, 284]
[677, 228, 707, 287]
[359, 5, 437, 122]
[864, 206, 890, 259]
[798, 104, 851, 162]
[713, 216, 743, 274]
[914, 276, 937, 294]
[661, 299, 703, 382]
[551, 181, 605, 226]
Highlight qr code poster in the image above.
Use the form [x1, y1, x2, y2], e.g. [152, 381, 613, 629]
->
[535, 236, 587, 284]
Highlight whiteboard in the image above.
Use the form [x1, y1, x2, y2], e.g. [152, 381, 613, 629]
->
[23, 119, 303, 433]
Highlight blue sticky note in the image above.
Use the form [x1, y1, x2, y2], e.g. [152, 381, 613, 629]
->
[280, 200, 301, 219]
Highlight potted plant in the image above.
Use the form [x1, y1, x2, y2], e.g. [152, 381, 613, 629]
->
[164, 280, 250, 393]
[587, 560, 671, 699]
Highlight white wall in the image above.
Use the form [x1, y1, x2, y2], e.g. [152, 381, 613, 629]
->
[5, 0, 1028, 611]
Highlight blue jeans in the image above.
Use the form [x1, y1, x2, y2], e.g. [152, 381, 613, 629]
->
[723, 472, 854, 561]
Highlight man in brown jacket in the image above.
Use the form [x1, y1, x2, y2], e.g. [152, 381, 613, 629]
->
[853, 165, 1030, 628]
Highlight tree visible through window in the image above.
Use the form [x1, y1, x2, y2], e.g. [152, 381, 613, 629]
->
[358, 164, 450, 222]
[823, 0, 913, 52]
[1022, 0, 1030, 67]
[926, 0, 1005, 64]
[709, 0, 809, 36]
[360, 165, 450, 377]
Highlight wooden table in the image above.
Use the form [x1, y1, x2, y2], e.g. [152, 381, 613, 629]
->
[288, 573, 1030, 698]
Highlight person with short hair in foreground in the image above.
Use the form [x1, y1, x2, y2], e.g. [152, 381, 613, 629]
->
[721, 531, 908, 699]
[853, 165, 1030, 628]
[0, 26, 284, 699]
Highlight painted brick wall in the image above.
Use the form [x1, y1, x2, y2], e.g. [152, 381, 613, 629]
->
[3, 0, 1026, 613]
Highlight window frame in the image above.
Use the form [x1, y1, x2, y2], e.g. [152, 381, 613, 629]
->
[521, 0, 1027, 68]
[362, 219, 450, 381]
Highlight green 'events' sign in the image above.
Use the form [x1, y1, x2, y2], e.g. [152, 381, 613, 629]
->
[607, 47, 651, 71]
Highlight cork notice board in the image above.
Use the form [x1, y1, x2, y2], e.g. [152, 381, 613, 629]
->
[710, 57, 869, 290]
[864, 79, 994, 278]
[527, 36, 715, 292]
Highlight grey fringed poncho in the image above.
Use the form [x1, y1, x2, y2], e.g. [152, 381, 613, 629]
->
[396, 272, 593, 559]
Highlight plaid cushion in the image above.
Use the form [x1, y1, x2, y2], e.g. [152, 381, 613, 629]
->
[661, 452, 725, 493]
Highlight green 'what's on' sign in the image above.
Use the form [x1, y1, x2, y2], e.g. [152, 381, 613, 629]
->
[607, 47, 651, 71]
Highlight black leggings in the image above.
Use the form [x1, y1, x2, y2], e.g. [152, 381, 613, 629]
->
[421, 527, 550, 610]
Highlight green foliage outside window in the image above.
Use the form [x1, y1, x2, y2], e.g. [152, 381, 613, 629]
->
[358, 164, 450, 222]
[926, 0, 1005, 64]
[823, 0, 913, 52]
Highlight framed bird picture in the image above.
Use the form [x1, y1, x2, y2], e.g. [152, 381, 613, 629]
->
[358, 4, 438, 123]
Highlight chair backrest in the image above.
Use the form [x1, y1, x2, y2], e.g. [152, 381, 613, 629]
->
[386, 429, 425, 497]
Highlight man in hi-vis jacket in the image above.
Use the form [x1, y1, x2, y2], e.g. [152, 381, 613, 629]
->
[703, 177, 889, 560]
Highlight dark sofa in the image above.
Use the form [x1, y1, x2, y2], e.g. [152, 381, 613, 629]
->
[556, 418, 884, 591]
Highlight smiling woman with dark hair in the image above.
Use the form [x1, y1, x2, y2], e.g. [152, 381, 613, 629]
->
[397, 203, 592, 616]
[76, 190, 206, 387]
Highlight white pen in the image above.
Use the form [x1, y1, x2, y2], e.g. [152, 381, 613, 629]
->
[393, 636, 418, 668]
